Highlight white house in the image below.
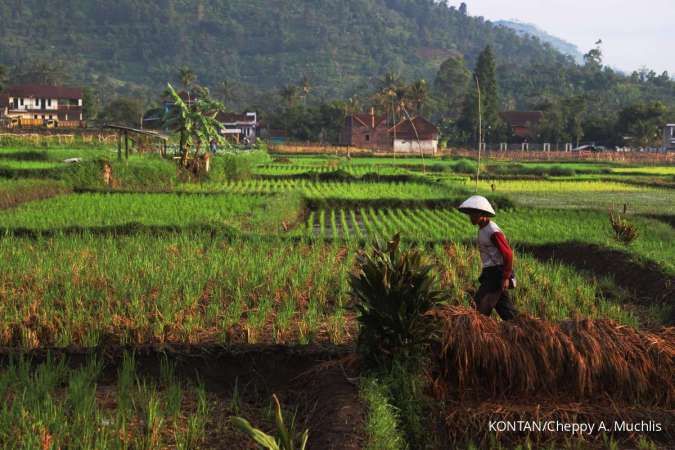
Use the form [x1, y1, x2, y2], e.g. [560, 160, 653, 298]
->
[388, 117, 439, 155]
[664, 124, 675, 151]
[217, 112, 258, 143]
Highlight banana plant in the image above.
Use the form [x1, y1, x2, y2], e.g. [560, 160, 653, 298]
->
[230, 394, 308, 450]
[162, 83, 227, 167]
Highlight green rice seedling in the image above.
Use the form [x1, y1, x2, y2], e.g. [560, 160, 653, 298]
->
[230, 394, 309, 450]
[340, 209, 351, 240]
[144, 389, 165, 448]
[361, 377, 407, 450]
[330, 209, 338, 239]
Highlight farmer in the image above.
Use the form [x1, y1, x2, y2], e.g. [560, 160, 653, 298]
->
[458, 195, 518, 320]
[209, 138, 218, 154]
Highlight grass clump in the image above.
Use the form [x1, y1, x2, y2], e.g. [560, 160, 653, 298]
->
[63, 157, 177, 191]
[609, 209, 640, 245]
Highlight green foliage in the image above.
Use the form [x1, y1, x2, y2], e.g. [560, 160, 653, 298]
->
[230, 394, 308, 450]
[433, 55, 470, 118]
[616, 101, 669, 148]
[211, 151, 271, 182]
[361, 378, 407, 450]
[162, 83, 225, 166]
[97, 97, 145, 128]
[351, 233, 448, 368]
[62, 158, 177, 191]
[609, 209, 640, 245]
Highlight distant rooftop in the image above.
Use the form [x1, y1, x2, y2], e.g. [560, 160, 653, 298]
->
[3, 84, 83, 99]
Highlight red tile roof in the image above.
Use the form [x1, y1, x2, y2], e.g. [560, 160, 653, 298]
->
[350, 113, 387, 129]
[0, 94, 8, 108]
[4, 85, 83, 99]
[499, 111, 543, 127]
[389, 117, 438, 140]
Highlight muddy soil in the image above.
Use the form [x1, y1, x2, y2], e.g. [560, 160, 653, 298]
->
[0, 344, 365, 450]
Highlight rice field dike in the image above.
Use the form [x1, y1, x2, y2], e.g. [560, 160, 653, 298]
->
[0, 144, 673, 449]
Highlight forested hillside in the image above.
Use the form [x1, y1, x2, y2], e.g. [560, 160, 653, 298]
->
[0, 1, 589, 100]
[0, 0, 673, 146]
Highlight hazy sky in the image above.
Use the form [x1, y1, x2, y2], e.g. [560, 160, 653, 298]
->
[463, 0, 674, 74]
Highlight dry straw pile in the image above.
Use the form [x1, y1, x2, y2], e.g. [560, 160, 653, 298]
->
[433, 306, 674, 405]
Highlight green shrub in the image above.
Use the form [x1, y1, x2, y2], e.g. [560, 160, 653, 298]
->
[212, 151, 271, 181]
[451, 159, 477, 174]
[351, 233, 448, 368]
[63, 157, 177, 191]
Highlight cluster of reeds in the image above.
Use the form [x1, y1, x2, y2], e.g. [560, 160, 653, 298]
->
[433, 306, 674, 405]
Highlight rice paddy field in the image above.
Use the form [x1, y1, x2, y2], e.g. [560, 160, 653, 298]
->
[0, 145, 673, 449]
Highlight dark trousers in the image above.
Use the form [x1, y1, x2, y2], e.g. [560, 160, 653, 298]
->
[474, 266, 518, 320]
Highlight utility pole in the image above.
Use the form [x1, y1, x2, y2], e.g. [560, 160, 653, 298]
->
[475, 74, 482, 192]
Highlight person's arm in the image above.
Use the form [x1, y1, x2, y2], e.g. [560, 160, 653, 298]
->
[490, 232, 513, 289]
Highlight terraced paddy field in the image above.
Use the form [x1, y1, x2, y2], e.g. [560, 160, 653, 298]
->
[0, 147, 673, 449]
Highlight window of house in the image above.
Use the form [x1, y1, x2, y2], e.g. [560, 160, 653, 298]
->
[20, 98, 24, 106]
[365, 134, 370, 141]
[47, 99, 52, 107]
[34, 115, 38, 119]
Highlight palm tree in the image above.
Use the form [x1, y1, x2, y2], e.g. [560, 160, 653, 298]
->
[407, 80, 428, 116]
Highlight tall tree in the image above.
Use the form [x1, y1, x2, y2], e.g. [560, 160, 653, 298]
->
[475, 45, 501, 139]
[616, 101, 668, 148]
[458, 45, 504, 144]
[98, 97, 145, 128]
[433, 55, 470, 118]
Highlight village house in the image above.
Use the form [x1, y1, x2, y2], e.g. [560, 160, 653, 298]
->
[342, 109, 439, 154]
[389, 116, 439, 154]
[664, 124, 675, 151]
[0, 84, 84, 127]
[499, 111, 543, 141]
[216, 112, 259, 143]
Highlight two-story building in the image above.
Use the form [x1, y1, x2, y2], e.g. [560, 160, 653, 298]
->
[217, 112, 259, 143]
[0, 85, 84, 127]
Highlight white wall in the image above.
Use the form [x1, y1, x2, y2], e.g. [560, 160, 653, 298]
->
[393, 139, 438, 154]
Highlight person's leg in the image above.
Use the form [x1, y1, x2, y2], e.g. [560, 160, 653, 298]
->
[495, 291, 518, 320]
[474, 283, 501, 317]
